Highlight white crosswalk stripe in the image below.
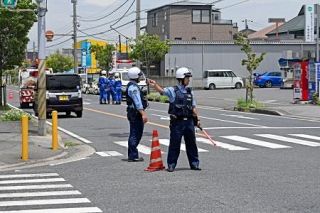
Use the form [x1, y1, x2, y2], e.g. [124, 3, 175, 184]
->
[288, 134, 320, 141]
[110, 134, 320, 155]
[221, 136, 291, 149]
[0, 173, 102, 213]
[114, 141, 152, 154]
[196, 138, 250, 151]
[96, 151, 123, 157]
[159, 139, 209, 152]
[256, 134, 320, 147]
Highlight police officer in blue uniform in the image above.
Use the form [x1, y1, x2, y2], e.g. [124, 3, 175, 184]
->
[148, 67, 201, 172]
[114, 73, 122, 104]
[107, 73, 115, 104]
[124, 67, 148, 162]
[98, 70, 108, 104]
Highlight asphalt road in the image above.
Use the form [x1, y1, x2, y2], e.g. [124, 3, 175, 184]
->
[2, 87, 320, 213]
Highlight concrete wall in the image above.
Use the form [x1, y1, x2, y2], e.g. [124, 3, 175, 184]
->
[164, 41, 317, 87]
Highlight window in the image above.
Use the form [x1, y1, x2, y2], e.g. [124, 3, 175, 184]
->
[191, 37, 196, 40]
[164, 12, 167, 21]
[192, 10, 201, 23]
[152, 13, 157, 27]
[162, 25, 165, 33]
[201, 10, 210, 23]
[175, 37, 182, 40]
[192, 9, 210, 23]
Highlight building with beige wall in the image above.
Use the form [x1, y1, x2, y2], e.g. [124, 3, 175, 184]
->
[146, 1, 238, 41]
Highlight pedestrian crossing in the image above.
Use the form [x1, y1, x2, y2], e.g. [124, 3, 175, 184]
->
[0, 173, 102, 213]
[97, 133, 320, 157]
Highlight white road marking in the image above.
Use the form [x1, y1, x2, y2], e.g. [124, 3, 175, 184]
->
[199, 115, 265, 127]
[256, 134, 320, 147]
[0, 178, 65, 185]
[159, 139, 209, 152]
[114, 141, 151, 155]
[83, 102, 91, 105]
[0, 190, 81, 198]
[262, 100, 277, 103]
[0, 198, 90, 207]
[220, 114, 258, 120]
[196, 138, 250, 151]
[204, 126, 320, 130]
[96, 151, 123, 157]
[0, 207, 103, 213]
[221, 136, 291, 149]
[0, 184, 73, 191]
[289, 134, 320, 141]
[151, 114, 170, 120]
[0, 173, 59, 179]
[57, 127, 93, 144]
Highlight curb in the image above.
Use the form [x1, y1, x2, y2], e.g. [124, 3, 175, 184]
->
[233, 107, 283, 116]
[1, 104, 96, 171]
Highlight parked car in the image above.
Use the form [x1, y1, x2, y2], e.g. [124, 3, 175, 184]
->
[253, 71, 283, 88]
[203, 69, 243, 90]
[33, 74, 83, 117]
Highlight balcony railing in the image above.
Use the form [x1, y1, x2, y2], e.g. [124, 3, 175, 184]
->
[212, 19, 233, 25]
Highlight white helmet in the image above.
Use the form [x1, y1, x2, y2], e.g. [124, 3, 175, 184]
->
[128, 67, 143, 79]
[101, 70, 107, 75]
[114, 73, 119, 78]
[176, 67, 192, 79]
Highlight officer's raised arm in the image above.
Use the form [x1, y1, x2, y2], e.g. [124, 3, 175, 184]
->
[148, 79, 164, 95]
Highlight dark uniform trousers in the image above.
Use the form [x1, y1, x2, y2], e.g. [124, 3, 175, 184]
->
[128, 114, 144, 160]
[168, 118, 199, 168]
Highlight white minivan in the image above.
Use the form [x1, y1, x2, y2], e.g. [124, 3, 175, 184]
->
[111, 69, 147, 98]
[203, 69, 243, 90]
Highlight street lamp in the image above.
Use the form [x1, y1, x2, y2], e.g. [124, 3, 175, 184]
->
[36, 0, 47, 136]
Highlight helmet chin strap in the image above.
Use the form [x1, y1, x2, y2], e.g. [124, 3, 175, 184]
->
[178, 78, 187, 86]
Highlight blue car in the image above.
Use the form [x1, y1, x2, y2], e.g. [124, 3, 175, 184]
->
[253, 71, 283, 88]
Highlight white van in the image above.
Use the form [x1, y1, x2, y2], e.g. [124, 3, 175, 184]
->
[111, 69, 147, 97]
[203, 69, 243, 90]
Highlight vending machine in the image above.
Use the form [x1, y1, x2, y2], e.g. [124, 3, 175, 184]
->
[293, 61, 309, 101]
[308, 63, 316, 100]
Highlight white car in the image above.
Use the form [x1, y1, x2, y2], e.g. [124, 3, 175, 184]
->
[111, 69, 147, 98]
[203, 69, 243, 90]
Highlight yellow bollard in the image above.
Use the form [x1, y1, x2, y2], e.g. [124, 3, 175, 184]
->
[21, 115, 29, 161]
[52, 111, 58, 151]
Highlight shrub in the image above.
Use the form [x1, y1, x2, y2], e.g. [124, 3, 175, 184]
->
[159, 95, 169, 103]
[236, 98, 264, 110]
[0, 109, 31, 121]
[147, 93, 160, 101]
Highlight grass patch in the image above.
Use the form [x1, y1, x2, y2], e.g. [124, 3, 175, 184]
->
[0, 109, 31, 121]
[236, 98, 264, 111]
[147, 92, 169, 103]
[64, 141, 80, 148]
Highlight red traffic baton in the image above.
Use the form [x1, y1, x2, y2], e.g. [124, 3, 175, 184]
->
[198, 126, 217, 147]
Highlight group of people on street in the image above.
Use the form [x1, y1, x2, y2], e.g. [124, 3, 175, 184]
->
[98, 70, 122, 105]
[124, 66, 201, 172]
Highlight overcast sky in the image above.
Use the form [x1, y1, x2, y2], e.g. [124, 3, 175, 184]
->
[28, 0, 319, 52]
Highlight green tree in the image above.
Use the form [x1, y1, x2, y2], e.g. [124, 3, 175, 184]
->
[0, 0, 36, 106]
[91, 44, 115, 71]
[234, 33, 266, 103]
[130, 33, 170, 77]
[46, 52, 73, 73]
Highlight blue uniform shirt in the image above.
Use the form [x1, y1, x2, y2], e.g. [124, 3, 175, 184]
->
[163, 85, 196, 107]
[128, 82, 143, 110]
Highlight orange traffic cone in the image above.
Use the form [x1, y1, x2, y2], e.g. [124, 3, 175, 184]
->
[145, 130, 165, 172]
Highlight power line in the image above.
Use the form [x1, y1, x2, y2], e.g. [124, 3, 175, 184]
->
[79, 0, 130, 22]
[46, 38, 72, 48]
[111, 0, 135, 28]
[218, 0, 250, 10]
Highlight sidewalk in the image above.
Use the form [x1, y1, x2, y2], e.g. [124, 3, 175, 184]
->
[0, 118, 95, 172]
[265, 104, 320, 120]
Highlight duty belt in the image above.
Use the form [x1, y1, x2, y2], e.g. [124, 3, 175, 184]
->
[170, 115, 192, 120]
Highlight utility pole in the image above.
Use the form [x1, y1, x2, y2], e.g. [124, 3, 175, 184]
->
[72, 0, 78, 73]
[242, 19, 252, 30]
[136, 0, 140, 39]
[36, 0, 47, 136]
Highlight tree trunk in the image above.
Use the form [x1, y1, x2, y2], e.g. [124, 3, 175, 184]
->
[249, 75, 253, 103]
